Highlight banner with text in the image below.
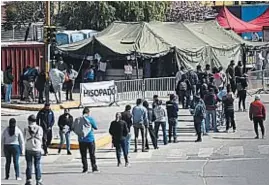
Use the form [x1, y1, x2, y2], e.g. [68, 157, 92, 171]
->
[80, 80, 116, 106]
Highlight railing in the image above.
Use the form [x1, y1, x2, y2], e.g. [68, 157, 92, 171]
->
[247, 69, 269, 92]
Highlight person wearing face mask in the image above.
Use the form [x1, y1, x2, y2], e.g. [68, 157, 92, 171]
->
[109, 113, 129, 167]
[64, 64, 78, 101]
[1, 118, 24, 181]
[58, 109, 73, 155]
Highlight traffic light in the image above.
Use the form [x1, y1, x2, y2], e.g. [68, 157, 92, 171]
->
[50, 26, 56, 44]
[43, 26, 56, 44]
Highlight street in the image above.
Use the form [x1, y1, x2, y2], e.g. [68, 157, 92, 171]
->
[1, 99, 269, 185]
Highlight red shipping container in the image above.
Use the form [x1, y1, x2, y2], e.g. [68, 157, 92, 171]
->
[1, 41, 45, 97]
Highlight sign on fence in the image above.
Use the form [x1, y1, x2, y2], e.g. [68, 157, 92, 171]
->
[80, 80, 116, 106]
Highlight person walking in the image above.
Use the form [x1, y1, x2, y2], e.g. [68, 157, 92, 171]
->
[166, 94, 179, 143]
[204, 88, 218, 133]
[193, 95, 206, 142]
[143, 101, 158, 149]
[4, 66, 14, 103]
[58, 109, 73, 155]
[24, 115, 43, 185]
[176, 74, 191, 109]
[226, 60, 236, 94]
[154, 100, 168, 145]
[186, 69, 199, 97]
[1, 118, 24, 180]
[64, 64, 78, 101]
[249, 95, 266, 139]
[237, 74, 248, 112]
[73, 107, 99, 173]
[121, 105, 133, 155]
[109, 113, 129, 167]
[36, 103, 55, 156]
[132, 99, 148, 152]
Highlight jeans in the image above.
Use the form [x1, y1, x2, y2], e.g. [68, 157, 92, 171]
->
[180, 90, 190, 109]
[253, 117, 265, 137]
[194, 117, 202, 134]
[201, 119, 206, 134]
[37, 89, 44, 103]
[225, 110, 236, 131]
[115, 139, 128, 164]
[145, 124, 158, 149]
[125, 133, 131, 155]
[4, 144, 21, 179]
[5, 84, 12, 103]
[168, 118, 177, 141]
[25, 150, 42, 182]
[79, 141, 98, 171]
[133, 124, 146, 151]
[191, 85, 196, 97]
[43, 129, 52, 154]
[206, 110, 217, 132]
[58, 131, 71, 151]
[155, 121, 168, 145]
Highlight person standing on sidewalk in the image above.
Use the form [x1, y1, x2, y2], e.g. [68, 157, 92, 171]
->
[49, 64, 65, 104]
[24, 115, 43, 185]
[36, 103, 55, 156]
[1, 118, 24, 181]
[4, 66, 14, 103]
[121, 105, 133, 155]
[58, 109, 73, 155]
[204, 88, 218, 133]
[64, 64, 78, 101]
[74, 107, 99, 173]
[193, 95, 206, 142]
[166, 94, 179, 143]
[143, 101, 158, 150]
[132, 99, 148, 152]
[154, 100, 168, 145]
[109, 113, 129, 167]
[249, 95, 266, 139]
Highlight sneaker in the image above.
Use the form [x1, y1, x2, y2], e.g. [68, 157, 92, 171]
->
[255, 136, 259, 139]
[195, 139, 202, 142]
[142, 149, 148, 152]
[92, 169, 100, 173]
[224, 130, 229, 133]
[16, 177, 22, 181]
[36, 180, 43, 185]
[67, 151, 72, 155]
[262, 135, 265, 139]
[133, 149, 137, 153]
[25, 181, 32, 185]
[5, 176, 9, 180]
[125, 162, 130, 167]
[82, 169, 88, 173]
[117, 162, 122, 167]
[58, 149, 61, 154]
[233, 129, 236, 133]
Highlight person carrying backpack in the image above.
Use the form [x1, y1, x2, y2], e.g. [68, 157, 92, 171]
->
[176, 74, 191, 109]
[73, 107, 99, 173]
[24, 115, 43, 185]
[193, 95, 206, 142]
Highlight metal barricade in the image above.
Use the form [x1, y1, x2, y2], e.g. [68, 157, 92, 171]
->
[247, 70, 264, 91]
[115, 79, 144, 101]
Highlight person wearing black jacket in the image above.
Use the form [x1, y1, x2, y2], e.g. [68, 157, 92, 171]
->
[121, 105, 132, 155]
[166, 94, 179, 143]
[176, 74, 191, 109]
[35, 70, 46, 104]
[109, 113, 129, 167]
[222, 85, 236, 132]
[143, 101, 158, 150]
[58, 109, 73, 155]
[36, 103, 55, 156]
[237, 74, 248, 111]
[226, 60, 236, 94]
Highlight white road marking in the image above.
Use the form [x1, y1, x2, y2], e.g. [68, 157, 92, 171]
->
[135, 150, 153, 159]
[167, 149, 186, 158]
[258, 145, 269, 155]
[229, 146, 244, 156]
[198, 148, 213, 157]
[42, 155, 61, 163]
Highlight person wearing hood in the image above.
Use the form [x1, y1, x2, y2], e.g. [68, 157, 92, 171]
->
[154, 100, 168, 145]
[58, 109, 73, 155]
[36, 103, 55, 156]
[49, 64, 65, 104]
[166, 94, 179, 143]
[4, 66, 14, 103]
[24, 115, 43, 185]
[192, 95, 206, 142]
[1, 118, 24, 180]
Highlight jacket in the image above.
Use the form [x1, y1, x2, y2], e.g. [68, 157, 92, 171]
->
[187, 70, 199, 85]
[121, 111, 132, 131]
[58, 113, 73, 131]
[249, 100, 266, 120]
[193, 99, 206, 120]
[222, 93, 234, 112]
[154, 105, 166, 122]
[24, 122, 43, 152]
[36, 109, 55, 132]
[132, 105, 148, 125]
[35, 72, 46, 91]
[109, 120, 129, 144]
[49, 68, 65, 87]
[78, 116, 97, 143]
[4, 69, 14, 84]
[166, 100, 178, 118]
[204, 92, 217, 110]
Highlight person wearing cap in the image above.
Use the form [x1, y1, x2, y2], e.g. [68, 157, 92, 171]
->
[1, 118, 24, 181]
[36, 103, 55, 156]
[166, 94, 179, 143]
[24, 115, 43, 185]
[3, 66, 14, 103]
[57, 109, 73, 155]
[249, 95, 266, 139]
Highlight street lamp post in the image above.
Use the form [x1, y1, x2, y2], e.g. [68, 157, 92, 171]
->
[44, 1, 50, 104]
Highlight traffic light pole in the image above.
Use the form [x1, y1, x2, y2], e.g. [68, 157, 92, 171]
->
[44, 1, 50, 104]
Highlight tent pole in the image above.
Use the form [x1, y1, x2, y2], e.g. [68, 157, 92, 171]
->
[135, 51, 139, 79]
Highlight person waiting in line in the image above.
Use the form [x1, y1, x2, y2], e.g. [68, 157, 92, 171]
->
[226, 60, 236, 94]
[24, 115, 43, 185]
[237, 74, 248, 112]
[57, 57, 68, 72]
[154, 100, 168, 145]
[222, 85, 236, 133]
[143, 101, 158, 150]
[49, 64, 65, 104]
[219, 66, 227, 89]
[124, 61, 133, 80]
[109, 113, 129, 167]
[121, 105, 133, 155]
[196, 65, 206, 95]
[152, 95, 159, 109]
[175, 66, 186, 87]
[1, 118, 24, 181]
[208, 76, 219, 95]
[4, 66, 14, 103]
[36, 103, 55, 156]
[35, 70, 46, 104]
[249, 95, 266, 139]
[204, 88, 218, 133]
[19, 68, 27, 101]
[58, 109, 73, 155]
[84, 65, 95, 83]
[186, 69, 199, 97]
[235, 61, 244, 82]
[132, 98, 148, 152]
[64, 64, 78, 101]
[176, 74, 191, 109]
[166, 94, 179, 143]
[96, 59, 107, 81]
[193, 95, 206, 142]
[212, 67, 224, 91]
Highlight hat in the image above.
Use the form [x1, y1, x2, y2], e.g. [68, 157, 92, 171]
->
[255, 95, 260, 100]
[28, 115, 36, 122]
[44, 103, 50, 107]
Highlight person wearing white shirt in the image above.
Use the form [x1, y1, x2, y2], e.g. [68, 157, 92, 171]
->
[97, 60, 107, 81]
[49, 64, 65, 103]
[64, 64, 78, 101]
[124, 61, 133, 80]
[256, 52, 264, 71]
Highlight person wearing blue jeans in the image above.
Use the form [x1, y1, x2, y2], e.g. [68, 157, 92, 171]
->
[154, 100, 168, 145]
[121, 105, 133, 155]
[25, 151, 42, 184]
[205, 110, 217, 132]
[5, 84, 12, 103]
[204, 88, 218, 133]
[3, 66, 14, 103]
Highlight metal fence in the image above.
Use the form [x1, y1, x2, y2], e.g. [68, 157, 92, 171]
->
[247, 69, 269, 92]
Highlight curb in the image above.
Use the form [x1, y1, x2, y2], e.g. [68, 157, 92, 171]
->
[49, 134, 112, 150]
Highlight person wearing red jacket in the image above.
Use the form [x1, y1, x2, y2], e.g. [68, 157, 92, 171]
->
[249, 95, 266, 139]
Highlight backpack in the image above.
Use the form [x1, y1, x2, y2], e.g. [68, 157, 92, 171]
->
[179, 81, 187, 91]
[26, 127, 41, 145]
[73, 116, 92, 138]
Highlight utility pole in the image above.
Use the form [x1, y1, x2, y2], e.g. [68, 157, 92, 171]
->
[44, 1, 50, 104]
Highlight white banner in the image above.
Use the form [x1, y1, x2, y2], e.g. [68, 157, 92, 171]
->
[80, 80, 116, 106]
